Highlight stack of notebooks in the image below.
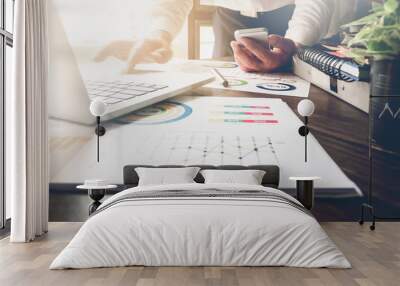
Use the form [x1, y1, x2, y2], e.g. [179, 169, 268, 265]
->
[293, 45, 370, 113]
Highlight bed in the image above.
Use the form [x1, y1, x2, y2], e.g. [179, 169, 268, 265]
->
[50, 165, 350, 269]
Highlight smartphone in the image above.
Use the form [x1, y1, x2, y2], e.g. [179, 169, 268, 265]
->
[234, 27, 269, 43]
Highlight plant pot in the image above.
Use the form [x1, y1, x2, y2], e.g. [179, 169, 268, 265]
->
[370, 58, 400, 155]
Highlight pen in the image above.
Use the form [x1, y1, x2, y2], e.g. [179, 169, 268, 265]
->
[213, 68, 229, 88]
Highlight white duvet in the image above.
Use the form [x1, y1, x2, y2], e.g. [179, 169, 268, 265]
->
[50, 183, 351, 269]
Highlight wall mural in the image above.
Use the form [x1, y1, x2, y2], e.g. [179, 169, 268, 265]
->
[48, 0, 400, 222]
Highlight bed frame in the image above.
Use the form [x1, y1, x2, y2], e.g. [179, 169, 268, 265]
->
[123, 165, 280, 188]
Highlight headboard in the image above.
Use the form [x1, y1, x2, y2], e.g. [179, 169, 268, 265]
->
[123, 165, 280, 188]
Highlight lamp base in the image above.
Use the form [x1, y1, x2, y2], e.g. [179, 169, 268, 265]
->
[298, 126, 309, 136]
[95, 125, 106, 136]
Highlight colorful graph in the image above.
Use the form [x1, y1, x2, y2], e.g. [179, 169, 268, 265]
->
[210, 111, 274, 116]
[226, 78, 248, 86]
[209, 119, 279, 124]
[113, 101, 192, 125]
[210, 104, 278, 124]
[202, 61, 310, 97]
[223, 105, 271, 109]
[256, 82, 296, 91]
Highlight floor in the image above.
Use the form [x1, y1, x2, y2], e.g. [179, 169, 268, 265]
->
[0, 222, 398, 286]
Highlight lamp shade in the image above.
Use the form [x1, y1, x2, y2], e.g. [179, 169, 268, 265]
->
[90, 100, 107, 117]
[297, 99, 315, 117]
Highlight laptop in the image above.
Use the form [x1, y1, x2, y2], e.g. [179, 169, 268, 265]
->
[48, 2, 214, 125]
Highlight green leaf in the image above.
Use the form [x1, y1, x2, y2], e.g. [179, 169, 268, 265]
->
[341, 11, 384, 28]
[344, 0, 400, 60]
[384, 0, 400, 14]
[367, 40, 392, 52]
[343, 48, 370, 64]
[382, 14, 396, 25]
[371, 2, 384, 13]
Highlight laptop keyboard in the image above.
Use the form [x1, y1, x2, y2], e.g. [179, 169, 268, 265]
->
[85, 80, 168, 105]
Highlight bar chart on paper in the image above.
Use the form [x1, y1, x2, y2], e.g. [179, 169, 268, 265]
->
[208, 103, 279, 124]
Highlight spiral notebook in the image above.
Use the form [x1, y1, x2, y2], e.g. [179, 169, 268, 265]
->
[293, 47, 370, 113]
[296, 46, 370, 82]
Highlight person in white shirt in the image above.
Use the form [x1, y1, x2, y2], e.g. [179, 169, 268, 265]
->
[95, 0, 359, 73]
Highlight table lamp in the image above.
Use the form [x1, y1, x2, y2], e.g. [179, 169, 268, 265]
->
[89, 100, 107, 162]
[297, 99, 315, 162]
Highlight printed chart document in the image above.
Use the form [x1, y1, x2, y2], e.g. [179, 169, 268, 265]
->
[141, 60, 311, 98]
[50, 95, 360, 198]
[204, 61, 310, 98]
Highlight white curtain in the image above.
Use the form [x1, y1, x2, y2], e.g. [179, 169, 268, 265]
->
[9, 0, 49, 242]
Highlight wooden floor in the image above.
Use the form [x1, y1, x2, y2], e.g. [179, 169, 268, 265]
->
[0, 222, 399, 286]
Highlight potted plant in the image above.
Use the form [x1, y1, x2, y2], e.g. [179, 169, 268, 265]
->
[343, 0, 400, 154]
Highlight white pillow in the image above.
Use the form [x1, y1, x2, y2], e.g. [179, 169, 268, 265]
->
[200, 169, 266, 185]
[135, 167, 201, 186]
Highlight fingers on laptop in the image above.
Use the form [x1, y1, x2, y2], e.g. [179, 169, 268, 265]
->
[93, 39, 172, 73]
[94, 40, 134, 62]
[150, 49, 173, 64]
[126, 39, 171, 73]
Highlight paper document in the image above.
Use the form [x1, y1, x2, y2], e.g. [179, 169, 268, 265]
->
[50, 95, 360, 198]
[203, 61, 310, 97]
[130, 60, 310, 97]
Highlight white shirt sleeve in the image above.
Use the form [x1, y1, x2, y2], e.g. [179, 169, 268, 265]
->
[285, 0, 335, 46]
[149, 0, 193, 39]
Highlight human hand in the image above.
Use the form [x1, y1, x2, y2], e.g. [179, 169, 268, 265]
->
[230, 34, 297, 73]
[94, 31, 173, 73]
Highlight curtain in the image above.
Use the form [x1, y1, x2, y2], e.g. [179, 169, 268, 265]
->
[9, 0, 49, 242]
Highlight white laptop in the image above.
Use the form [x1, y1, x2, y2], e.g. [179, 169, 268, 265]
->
[48, 2, 214, 125]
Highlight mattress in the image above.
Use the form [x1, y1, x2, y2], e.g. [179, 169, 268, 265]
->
[50, 183, 351, 269]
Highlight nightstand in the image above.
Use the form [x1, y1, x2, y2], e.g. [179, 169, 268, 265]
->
[289, 177, 320, 210]
[77, 184, 117, 215]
